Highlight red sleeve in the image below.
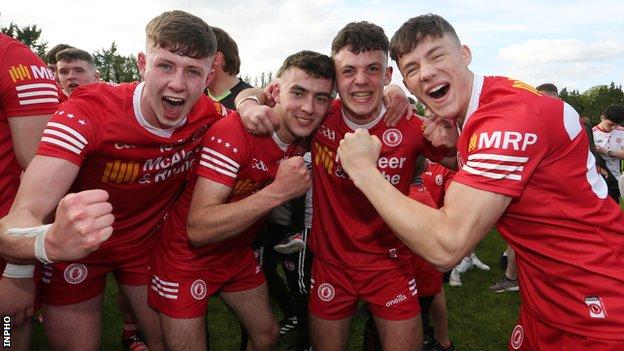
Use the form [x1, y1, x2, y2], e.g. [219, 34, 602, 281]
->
[0, 40, 59, 118]
[453, 101, 547, 198]
[36, 93, 99, 166]
[196, 114, 249, 187]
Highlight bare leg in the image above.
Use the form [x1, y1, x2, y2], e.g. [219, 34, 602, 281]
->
[374, 314, 422, 351]
[43, 294, 103, 351]
[159, 314, 206, 351]
[430, 290, 451, 348]
[309, 314, 352, 351]
[505, 246, 517, 280]
[120, 284, 165, 351]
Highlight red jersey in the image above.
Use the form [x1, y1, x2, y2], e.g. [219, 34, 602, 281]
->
[158, 113, 304, 268]
[421, 162, 455, 207]
[37, 82, 224, 262]
[453, 75, 624, 339]
[309, 100, 446, 270]
[0, 34, 59, 215]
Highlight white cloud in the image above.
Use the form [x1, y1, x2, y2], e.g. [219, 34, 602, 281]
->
[499, 39, 624, 67]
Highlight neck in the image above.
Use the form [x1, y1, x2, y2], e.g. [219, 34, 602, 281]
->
[208, 73, 240, 97]
[343, 103, 383, 126]
[456, 70, 475, 127]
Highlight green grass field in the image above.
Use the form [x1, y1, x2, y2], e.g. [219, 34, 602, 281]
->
[31, 230, 519, 350]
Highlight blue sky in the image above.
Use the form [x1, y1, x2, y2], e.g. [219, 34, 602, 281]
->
[3, 0, 623, 94]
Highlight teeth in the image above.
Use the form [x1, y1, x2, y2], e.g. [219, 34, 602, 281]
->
[352, 92, 371, 97]
[165, 97, 184, 102]
[429, 84, 445, 94]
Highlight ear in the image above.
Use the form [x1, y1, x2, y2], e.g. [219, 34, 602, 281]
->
[383, 65, 393, 86]
[271, 80, 282, 103]
[211, 51, 224, 70]
[205, 67, 216, 88]
[137, 52, 147, 77]
[460, 44, 472, 66]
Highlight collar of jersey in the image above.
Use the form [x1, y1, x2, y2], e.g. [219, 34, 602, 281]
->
[208, 89, 231, 102]
[341, 102, 386, 131]
[133, 82, 187, 138]
[272, 131, 290, 152]
[462, 74, 484, 130]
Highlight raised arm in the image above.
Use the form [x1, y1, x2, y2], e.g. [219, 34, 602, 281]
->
[187, 156, 310, 246]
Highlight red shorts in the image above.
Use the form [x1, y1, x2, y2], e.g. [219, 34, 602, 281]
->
[309, 258, 420, 320]
[411, 254, 442, 297]
[148, 248, 265, 318]
[509, 307, 624, 350]
[40, 252, 150, 305]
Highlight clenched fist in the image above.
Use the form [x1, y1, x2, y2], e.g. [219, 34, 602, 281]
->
[46, 189, 114, 262]
[268, 156, 311, 203]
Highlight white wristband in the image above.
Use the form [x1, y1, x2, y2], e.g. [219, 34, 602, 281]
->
[235, 94, 260, 110]
[3, 263, 35, 278]
[6, 224, 54, 264]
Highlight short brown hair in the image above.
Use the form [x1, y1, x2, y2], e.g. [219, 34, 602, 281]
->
[331, 21, 389, 57]
[536, 83, 558, 96]
[45, 43, 73, 64]
[212, 27, 241, 76]
[145, 10, 216, 59]
[276, 50, 335, 83]
[390, 14, 460, 63]
[56, 48, 95, 67]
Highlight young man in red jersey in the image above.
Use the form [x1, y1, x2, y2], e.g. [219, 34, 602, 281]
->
[237, 22, 452, 351]
[0, 10, 230, 350]
[149, 50, 334, 351]
[338, 14, 624, 350]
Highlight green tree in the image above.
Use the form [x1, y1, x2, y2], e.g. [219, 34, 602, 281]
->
[560, 83, 624, 125]
[1, 22, 47, 58]
[93, 42, 140, 83]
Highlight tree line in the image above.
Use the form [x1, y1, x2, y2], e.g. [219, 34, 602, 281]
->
[3, 20, 623, 123]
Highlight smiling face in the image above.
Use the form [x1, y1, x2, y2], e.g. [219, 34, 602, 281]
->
[137, 44, 214, 128]
[333, 47, 392, 124]
[397, 34, 473, 122]
[273, 67, 334, 143]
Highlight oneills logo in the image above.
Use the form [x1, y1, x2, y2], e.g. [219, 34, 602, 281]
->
[313, 142, 334, 175]
[8, 65, 32, 82]
[468, 133, 478, 153]
[511, 79, 541, 96]
[102, 161, 140, 183]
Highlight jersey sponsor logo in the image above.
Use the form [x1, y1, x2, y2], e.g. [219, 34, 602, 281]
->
[318, 125, 336, 141]
[252, 158, 268, 172]
[102, 160, 141, 183]
[385, 294, 407, 307]
[474, 131, 538, 151]
[379, 157, 407, 185]
[313, 142, 335, 175]
[468, 133, 478, 153]
[144, 149, 193, 172]
[510, 79, 540, 96]
[8, 64, 32, 82]
[190, 279, 207, 300]
[382, 128, 403, 147]
[63, 263, 88, 285]
[9, 64, 58, 106]
[317, 283, 335, 302]
[584, 296, 607, 319]
[42, 121, 88, 155]
[510, 325, 523, 350]
[141, 148, 197, 184]
[232, 179, 268, 196]
[151, 275, 180, 300]
[283, 260, 295, 272]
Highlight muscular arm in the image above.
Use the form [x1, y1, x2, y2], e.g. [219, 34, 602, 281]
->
[187, 178, 287, 246]
[0, 155, 79, 263]
[8, 114, 51, 169]
[338, 129, 510, 270]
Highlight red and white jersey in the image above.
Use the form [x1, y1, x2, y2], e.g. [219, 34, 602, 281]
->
[309, 100, 447, 270]
[158, 113, 305, 268]
[592, 125, 624, 178]
[453, 75, 624, 339]
[0, 34, 59, 215]
[421, 162, 455, 208]
[37, 82, 225, 262]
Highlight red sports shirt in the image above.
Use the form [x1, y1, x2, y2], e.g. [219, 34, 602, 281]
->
[309, 100, 446, 270]
[453, 75, 624, 339]
[0, 34, 59, 215]
[421, 162, 456, 207]
[158, 113, 305, 268]
[37, 82, 224, 262]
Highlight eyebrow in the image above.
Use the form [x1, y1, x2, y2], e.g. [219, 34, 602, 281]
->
[402, 45, 444, 71]
[291, 84, 332, 98]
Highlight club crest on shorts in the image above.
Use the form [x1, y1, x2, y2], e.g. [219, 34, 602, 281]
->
[190, 279, 207, 300]
[317, 283, 335, 302]
[283, 260, 295, 272]
[63, 263, 88, 284]
[435, 174, 443, 185]
[584, 296, 607, 318]
[510, 324, 523, 350]
[382, 129, 402, 147]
